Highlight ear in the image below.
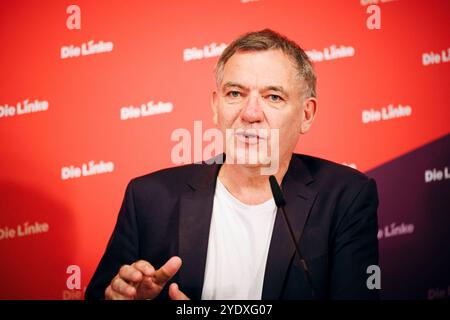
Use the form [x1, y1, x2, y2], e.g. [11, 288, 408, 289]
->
[211, 90, 219, 125]
[300, 97, 317, 134]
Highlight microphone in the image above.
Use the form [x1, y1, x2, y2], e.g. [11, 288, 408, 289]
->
[269, 175, 315, 298]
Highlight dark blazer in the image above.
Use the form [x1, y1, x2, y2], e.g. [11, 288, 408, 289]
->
[85, 153, 379, 300]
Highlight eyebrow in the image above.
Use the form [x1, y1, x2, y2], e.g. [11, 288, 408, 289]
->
[263, 85, 289, 98]
[222, 82, 289, 97]
[222, 82, 247, 91]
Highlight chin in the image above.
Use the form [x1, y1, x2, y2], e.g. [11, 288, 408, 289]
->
[226, 148, 273, 167]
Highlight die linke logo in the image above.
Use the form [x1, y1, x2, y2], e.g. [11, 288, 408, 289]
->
[305, 45, 355, 62]
[422, 47, 450, 66]
[120, 100, 173, 120]
[362, 104, 412, 124]
[183, 42, 227, 62]
[377, 222, 415, 239]
[424, 166, 450, 183]
[0, 221, 49, 241]
[428, 287, 450, 300]
[0, 99, 48, 119]
[60, 40, 114, 59]
[61, 160, 114, 181]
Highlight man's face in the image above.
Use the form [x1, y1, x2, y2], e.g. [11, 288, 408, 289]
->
[212, 49, 315, 170]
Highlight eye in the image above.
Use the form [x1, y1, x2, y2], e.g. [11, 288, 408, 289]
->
[268, 94, 282, 102]
[227, 91, 241, 98]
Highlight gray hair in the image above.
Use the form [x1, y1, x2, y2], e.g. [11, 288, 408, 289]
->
[215, 28, 317, 99]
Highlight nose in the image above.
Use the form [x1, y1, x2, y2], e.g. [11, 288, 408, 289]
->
[240, 92, 264, 123]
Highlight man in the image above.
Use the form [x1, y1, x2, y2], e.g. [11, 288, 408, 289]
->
[85, 29, 379, 300]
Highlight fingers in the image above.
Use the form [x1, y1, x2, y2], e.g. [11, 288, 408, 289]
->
[106, 260, 155, 300]
[169, 283, 190, 300]
[105, 283, 134, 300]
[105, 257, 182, 300]
[117, 260, 155, 284]
[132, 260, 155, 277]
[111, 275, 136, 297]
[118, 265, 141, 283]
[152, 256, 182, 286]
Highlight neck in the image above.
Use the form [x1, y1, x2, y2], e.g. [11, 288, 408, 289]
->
[218, 155, 292, 205]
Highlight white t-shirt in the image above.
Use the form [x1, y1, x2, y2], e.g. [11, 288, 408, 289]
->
[201, 178, 277, 300]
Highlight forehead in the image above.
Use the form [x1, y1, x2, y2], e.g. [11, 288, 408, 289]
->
[221, 49, 300, 89]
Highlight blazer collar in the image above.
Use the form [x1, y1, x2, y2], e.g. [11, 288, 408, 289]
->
[262, 154, 318, 299]
[177, 153, 317, 299]
[177, 155, 223, 299]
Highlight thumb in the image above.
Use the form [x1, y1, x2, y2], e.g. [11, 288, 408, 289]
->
[169, 283, 190, 300]
[152, 256, 182, 287]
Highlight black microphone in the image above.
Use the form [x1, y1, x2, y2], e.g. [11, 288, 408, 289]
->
[269, 175, 315, 298]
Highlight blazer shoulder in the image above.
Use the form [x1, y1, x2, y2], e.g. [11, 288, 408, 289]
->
[296, 153, 375, 188]
[129, 163, 202, 193]
[296, 154, 378, 223]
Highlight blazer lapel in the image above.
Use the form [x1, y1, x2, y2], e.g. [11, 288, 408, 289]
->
[262, 156, 318, 299]
[177, 158, 222, 300]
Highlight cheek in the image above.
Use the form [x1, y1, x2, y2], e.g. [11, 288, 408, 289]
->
[268, 110, 302, 145]
[217, 104, 242, 127]
[284, 107, 302, 130]
[266, 107, 301, 130]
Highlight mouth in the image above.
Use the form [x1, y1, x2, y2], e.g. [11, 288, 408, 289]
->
[234, 130, 267, 144]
